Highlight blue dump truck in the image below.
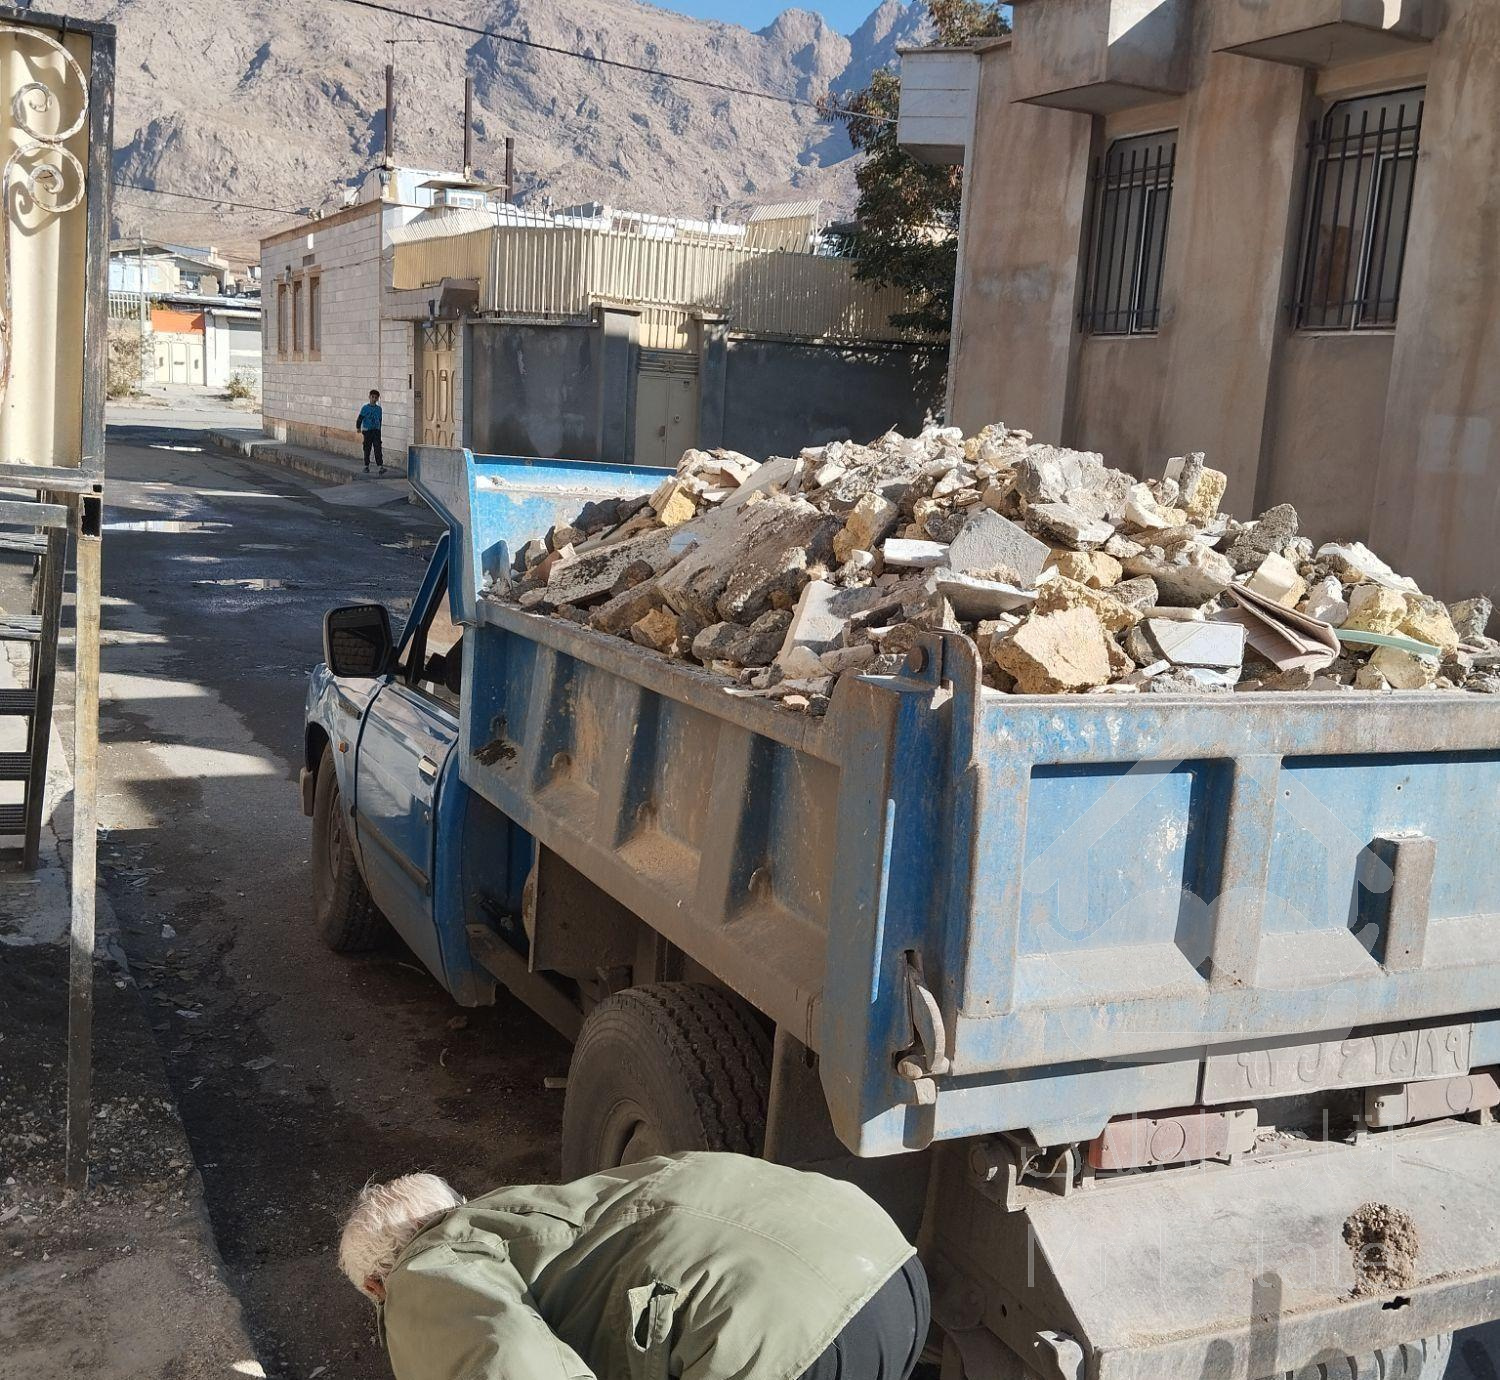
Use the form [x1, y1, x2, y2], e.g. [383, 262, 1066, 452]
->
[302, 446, 1500, 1380]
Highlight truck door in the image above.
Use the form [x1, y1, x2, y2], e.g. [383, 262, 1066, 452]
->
[353, 568, 462, 982]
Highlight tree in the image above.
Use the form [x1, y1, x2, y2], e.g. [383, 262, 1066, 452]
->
[821, 0, 1009, 336]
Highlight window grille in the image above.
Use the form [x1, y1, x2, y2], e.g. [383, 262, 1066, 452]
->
[1081, 130, 1177, 336]
[1292, 88, 1424, 331]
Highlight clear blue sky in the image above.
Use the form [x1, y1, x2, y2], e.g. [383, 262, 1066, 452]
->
[650, 0, 883, 33]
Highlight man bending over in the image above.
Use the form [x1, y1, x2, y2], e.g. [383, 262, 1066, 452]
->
[339, 1151, 930, 1380]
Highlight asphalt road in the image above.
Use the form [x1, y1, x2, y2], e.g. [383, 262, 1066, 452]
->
[94, 419, 568, 1380]
[92, 415, 1500, 1380]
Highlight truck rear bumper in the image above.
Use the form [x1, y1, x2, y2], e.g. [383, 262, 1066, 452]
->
[932, 1120, 1500, 1380]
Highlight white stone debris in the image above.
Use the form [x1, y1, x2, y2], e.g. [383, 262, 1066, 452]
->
[492, 424, 1500, 713]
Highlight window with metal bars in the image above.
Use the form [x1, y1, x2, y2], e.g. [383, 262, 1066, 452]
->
[1292, 88, 1424, 331]
[1081, 130, 1177, 336]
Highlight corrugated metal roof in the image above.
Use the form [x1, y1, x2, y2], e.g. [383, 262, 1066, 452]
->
[745, 198, 824, 223]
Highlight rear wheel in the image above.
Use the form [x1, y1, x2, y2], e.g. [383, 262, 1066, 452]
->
[309, 743, 386, 952]
[560, 982, 771, 1179]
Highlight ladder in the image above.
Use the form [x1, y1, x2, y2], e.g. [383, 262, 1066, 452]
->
[0, 486, 69, 871]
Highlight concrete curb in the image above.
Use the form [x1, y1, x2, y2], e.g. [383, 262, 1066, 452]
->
[207, 428, 407, 485]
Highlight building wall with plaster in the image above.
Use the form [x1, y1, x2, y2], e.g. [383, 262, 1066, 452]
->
[903, 0, 1499, 598]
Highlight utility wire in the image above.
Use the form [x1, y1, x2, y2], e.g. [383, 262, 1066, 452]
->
[324, 0, 893, 123]
[113, 179, 305, 218]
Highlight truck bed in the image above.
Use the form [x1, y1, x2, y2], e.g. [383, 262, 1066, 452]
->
[414, 446, 1500, 1158]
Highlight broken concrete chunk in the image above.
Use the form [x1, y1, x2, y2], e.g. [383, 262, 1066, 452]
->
[1245, 552, 1308, 610]
[538, 528, 681, 611]
[1122, 543, 1234, 606]
[932, 572, 1039, 621]
[722, 455, 804, 511]
[1027, 500, 1114, 551]
[1368, 645, 1439, 690]
[651, 479, 699, 527]
[1317, 540, 1421, 594]
[1123, 483, 1176, 531]
[1344, 584, 1408, 635]
[777, 644, 826, 679]
[1146, 619, 1246, 671]
[1050, 549, 1122, 589]
[1011, 446, 1107, 504]
[882, 538, 950, 570]
[1110, 576, 1160, 611]
[992, 607, 1114, 694]
[776, 579, 894, 663]
[589, 580, 662, 636]
[1450, 595, 1494, 643]
[1399, 595, 1460, 654]
[1301, 575, 1350, 626]
[1226, 504, 1299, 572]
[1033, 575, 1141, 634]
[691, 621, 749, 664]
[833, 492, 899, 565]
[820, 643, 878, 675]
[631, 606, 681, 654]
[715, 509, 841, 624]
[947, 509, 1051, 585]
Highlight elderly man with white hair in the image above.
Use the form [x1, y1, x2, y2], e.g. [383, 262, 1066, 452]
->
[340, 1150, 930, 1380]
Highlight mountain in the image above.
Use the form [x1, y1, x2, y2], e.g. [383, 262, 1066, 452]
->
[64, 0, 928, 265]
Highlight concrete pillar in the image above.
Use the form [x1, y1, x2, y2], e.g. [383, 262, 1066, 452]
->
[1369, 0, 1500, 599]
[1156, 49, 1308, 510]
[947, 46, 1094, 441]
[694, 312, 729, 449]
[595, 303, 640, 464]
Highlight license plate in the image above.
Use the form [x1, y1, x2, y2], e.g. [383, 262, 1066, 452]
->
[1202, 1024, 1473, 1103]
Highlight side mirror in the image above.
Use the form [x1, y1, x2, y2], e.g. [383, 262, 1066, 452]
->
[324, 604, 394, 678]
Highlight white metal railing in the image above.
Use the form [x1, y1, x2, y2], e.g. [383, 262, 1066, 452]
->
[392, 224, 937, 345]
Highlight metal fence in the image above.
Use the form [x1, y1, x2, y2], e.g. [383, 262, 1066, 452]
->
[393, 224, 937, 345]
[1290, 88, 1425, 332]
[1081, 131, 1177, 337]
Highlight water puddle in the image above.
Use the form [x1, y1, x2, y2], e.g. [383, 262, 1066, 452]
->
[104, 519, 229, 534]
[192, 578, 297, 591]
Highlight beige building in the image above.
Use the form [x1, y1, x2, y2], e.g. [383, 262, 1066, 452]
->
[899, 0, 1500, 600]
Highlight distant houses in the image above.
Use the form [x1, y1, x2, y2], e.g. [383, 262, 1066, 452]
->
[257, 166, 944, 467]
[107, 240, 262, 390]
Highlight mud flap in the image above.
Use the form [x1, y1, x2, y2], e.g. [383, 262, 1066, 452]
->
[930, 1121, 1500, 1380]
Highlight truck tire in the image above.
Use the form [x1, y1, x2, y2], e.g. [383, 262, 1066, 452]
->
[309, 743, 386, 953]
[560, 982, 771, 1179]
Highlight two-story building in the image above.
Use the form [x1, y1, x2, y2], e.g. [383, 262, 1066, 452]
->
[900, 0, 1500, 599]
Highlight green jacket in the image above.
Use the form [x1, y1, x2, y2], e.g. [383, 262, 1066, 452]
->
[379, 1152, 914, 1380]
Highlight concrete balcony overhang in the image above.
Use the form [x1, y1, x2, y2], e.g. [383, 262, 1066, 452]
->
[896, 44, 985, 166]
[1010, 0, 1191, 115]
[1215, 0, 1437, 68]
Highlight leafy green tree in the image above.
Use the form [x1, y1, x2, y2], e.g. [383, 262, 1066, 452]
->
[821, 0, 1009, 336]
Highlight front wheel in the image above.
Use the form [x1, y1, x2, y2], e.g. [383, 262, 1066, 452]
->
[309, 743, 387, 952]
[560, 982, 771, 1179]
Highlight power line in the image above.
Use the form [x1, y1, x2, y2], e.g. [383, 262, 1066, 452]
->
[113, 179, 305, 218]
[324, 0, 893, 124]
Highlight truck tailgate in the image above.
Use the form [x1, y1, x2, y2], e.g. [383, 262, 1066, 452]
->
[933, 1121, 1500, 1380]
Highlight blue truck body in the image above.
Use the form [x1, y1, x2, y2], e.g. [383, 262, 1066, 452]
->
[304, 446, 1500, 1380]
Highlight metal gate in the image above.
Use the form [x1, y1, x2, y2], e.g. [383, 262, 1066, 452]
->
[0, 4, 113, 1188]
[416, 321, 458, 448]
[633, 348, 698, 468]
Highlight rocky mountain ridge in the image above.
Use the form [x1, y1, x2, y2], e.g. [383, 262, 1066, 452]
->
[65, 0, 931, 262]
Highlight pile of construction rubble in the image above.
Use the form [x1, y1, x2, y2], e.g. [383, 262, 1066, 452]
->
[491, 425, 1500, 712]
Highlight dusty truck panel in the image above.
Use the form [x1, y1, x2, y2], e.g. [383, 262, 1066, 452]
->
[410, 446, 1500, 1155]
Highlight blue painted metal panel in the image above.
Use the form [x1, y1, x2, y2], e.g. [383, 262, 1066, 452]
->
[407, 447, 663, 623]
[412, 447, 1500, 1157]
